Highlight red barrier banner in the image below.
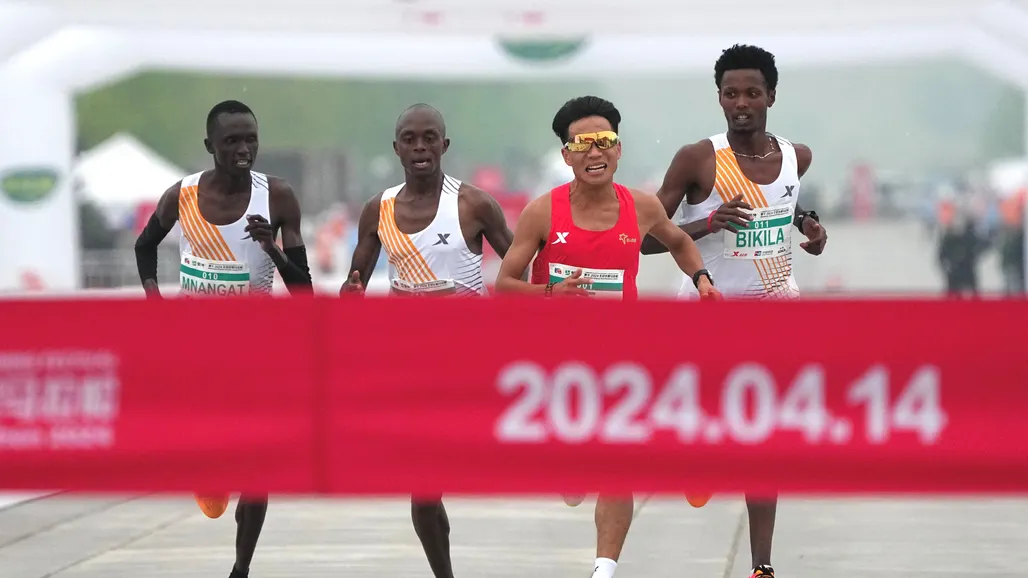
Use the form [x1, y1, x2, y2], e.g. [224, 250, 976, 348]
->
[0, 298, 320, 494]
[1, 297, 1026, 495]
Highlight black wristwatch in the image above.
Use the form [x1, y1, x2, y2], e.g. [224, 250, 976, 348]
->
[794, 209, 819, 231]
[692, 269, 713, 288]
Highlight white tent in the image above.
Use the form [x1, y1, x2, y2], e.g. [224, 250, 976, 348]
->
[3, 0, 1028, 291]
[74, 132, 185, 208]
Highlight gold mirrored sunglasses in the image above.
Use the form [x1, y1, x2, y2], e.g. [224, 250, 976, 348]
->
[564, 131, 619, 152]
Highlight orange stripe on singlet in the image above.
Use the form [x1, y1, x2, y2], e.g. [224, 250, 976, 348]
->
[378, 198, 437, 283]
[178, 186, 221, 260]
[183, 186, 236, 261]
[713, 148, 792, 293]
[376, 199, 426, 283]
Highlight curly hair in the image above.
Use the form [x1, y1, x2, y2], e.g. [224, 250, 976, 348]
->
[714, 44, 778, 91]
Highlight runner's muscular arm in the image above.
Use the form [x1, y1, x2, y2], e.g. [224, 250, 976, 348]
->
[468, 186, 515, 257]
[345, 193, 383, 289]
[264, 177, 313, 293]
[133, 182, 181, 298]
[793, 143, 814, 216]
[635, 191, 706, 278]
[495, 196, 549, 295]
[641, 142, 712, 255]
[790, 144, 827, 254]
[467, 186, 528, 280]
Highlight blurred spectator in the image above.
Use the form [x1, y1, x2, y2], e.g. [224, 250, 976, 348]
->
[79, 200, 118, 251]
[998, 189, 1025, 294]
[937, 213, 988, 298]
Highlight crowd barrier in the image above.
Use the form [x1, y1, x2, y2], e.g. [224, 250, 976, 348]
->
[0, 296, 1026, 496]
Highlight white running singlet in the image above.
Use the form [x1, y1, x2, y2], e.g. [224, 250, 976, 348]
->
[677, 133, 801, 300]
[377, 174, 485, 297]
[177, 171, 276, 297]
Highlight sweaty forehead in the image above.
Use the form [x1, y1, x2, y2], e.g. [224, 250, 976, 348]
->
[568, 116, 613, 138]
[214, 112, 257, 136]
[720, 69, 767, 89]
[396, 108, 445, 136]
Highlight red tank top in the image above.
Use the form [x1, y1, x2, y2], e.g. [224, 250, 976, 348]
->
[530, 182, 641, 301]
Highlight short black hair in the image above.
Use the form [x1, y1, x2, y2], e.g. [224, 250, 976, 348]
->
[551, 96, 621, 143]
[395, 103, 446, 138]
[714, 44, 778, 91]
[206, 100, 256, 136]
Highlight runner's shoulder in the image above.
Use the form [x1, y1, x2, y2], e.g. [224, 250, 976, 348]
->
[792, 142, 812, 171]
[265, 174, 298, 199]
[627, 187, 661, 204]
[515, 192, 552, 236]
[664, 139, 716, 181]
[262, 175, 303, 223]
[155, 181, 182, 224]
[457, 181, 499, 208]
[626, 188, 665, 218]
[457, 181, 511, 227]
[159, 180, 182, 201]
[674, 139, 716, 164]
[658, 140, 715, 195]
[358, 191, 385, 223]
[522, 191, 551, 218]
[456, 180, 489, 197]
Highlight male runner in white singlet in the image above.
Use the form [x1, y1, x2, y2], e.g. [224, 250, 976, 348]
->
[133, 100, 313, 578]
[641, 45, 828, 578]
[340, 103, 516, 578]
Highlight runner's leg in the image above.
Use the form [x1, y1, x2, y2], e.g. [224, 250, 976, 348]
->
[231, 496, 268, 577]
[746, 495, 777, 573]
[412, 497, 455, 578]
[591, 495, 634, 578]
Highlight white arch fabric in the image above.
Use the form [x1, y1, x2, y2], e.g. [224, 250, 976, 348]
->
[1, 0, 1028, 291]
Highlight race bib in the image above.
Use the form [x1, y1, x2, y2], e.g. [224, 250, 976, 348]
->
[179, 255, 250, 297]
[724, 205, 793, 260]
[548, 263, 624, 299]
[389, 278, 457, 297]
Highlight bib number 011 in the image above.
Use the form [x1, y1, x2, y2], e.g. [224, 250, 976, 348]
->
[494, 361, 946, 446]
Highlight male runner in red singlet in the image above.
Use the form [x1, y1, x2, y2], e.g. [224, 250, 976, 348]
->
[495, 95, 720, 578]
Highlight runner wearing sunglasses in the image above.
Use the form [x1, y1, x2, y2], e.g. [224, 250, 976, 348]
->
[340, 103, 515, 578]
[640, 44, 829, 578]
[495, 95, 721, 578]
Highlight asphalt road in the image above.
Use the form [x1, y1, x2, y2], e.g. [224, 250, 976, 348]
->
[1, 494, 1025, 578]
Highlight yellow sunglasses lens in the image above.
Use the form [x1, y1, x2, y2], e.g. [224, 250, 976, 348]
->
[565, 131, 619, 152]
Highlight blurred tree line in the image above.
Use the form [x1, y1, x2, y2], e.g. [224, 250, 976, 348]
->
[75, 58, 1024, 199]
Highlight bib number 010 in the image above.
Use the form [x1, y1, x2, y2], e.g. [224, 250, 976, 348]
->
[494, 361, 946, 446]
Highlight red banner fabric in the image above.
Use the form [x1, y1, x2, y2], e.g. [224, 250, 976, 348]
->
[1, 296, 1026, 496]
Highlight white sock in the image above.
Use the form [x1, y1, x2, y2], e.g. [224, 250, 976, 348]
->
[591, 557, 617, 578]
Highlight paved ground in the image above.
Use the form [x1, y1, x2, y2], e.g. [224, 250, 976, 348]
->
[1, 494, 1025, 577]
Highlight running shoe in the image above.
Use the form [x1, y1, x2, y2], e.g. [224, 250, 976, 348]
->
[686, 493, 712, 507]
[194, 493, 230, 518]
[750, 564, 775, 578]
[563, 494, 586, 507]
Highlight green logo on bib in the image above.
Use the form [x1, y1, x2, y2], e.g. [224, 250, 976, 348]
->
[1, 167, 60, 204]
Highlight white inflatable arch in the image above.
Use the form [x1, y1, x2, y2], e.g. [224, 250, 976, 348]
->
[3, 0, 1028, 290]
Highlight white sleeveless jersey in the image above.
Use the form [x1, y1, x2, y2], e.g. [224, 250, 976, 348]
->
[177, 171, 276, 297]
[377, 175, 485, 297]
[677, 133, 801, 300]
